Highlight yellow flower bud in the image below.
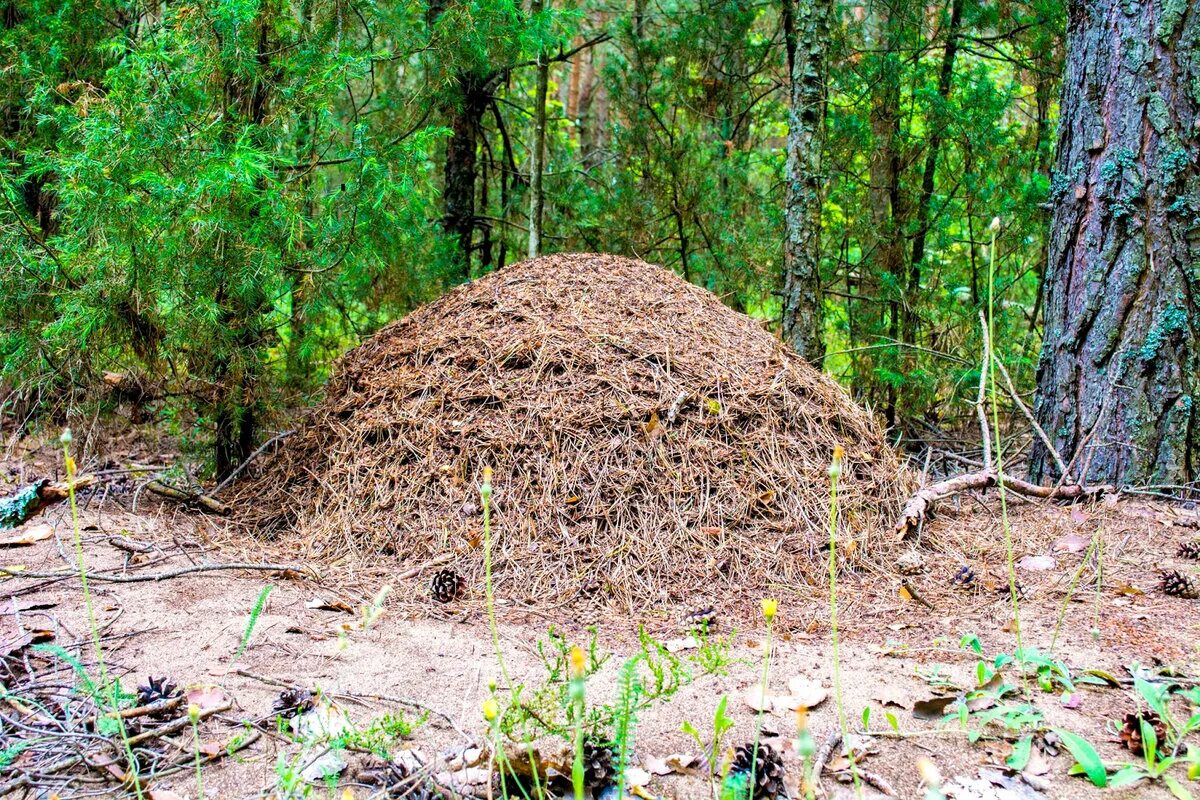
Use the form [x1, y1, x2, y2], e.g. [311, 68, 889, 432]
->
[916, 757, 941, 788]
[569, 645, 586, 679]
[482, 698, 500, 721]
[187, 703, 202, 722]
[761, 598, 778, 622]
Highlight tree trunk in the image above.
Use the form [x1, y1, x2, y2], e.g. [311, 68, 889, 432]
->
[1029, 0, 1200, 486]
[443, 74, 489, 279]
[779, 0, 830, 363]
[866, 2, 906, 427]
[528, 0, 549, 260]
[907, 0, 963, 346]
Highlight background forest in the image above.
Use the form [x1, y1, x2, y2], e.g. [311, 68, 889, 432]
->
[1, 0, 1065, 474]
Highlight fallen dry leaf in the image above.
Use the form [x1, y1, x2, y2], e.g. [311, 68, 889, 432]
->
[1017, 555, 1055, 572]
[306, 597, 354, 614]
[664, 636, 698, 653]
[784, 676, 828, 709]
[0, 522, 53, 547]
[743, 684, 772, 712]
[185, 685, 229, 713]
[1052, 534, 1089, 553]
[625, 766, 652, 787]
[645, 752, 698, 775]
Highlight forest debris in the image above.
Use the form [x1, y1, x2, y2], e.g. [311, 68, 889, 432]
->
[232, 254, 911, 610]
[0, 522, 54, 547]
[144, 479, 229, 514]
[895, 470, 1114, 540]
[0, 477, 94, 529]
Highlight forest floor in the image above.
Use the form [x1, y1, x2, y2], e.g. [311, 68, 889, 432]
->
[3, 437, 1199, 799]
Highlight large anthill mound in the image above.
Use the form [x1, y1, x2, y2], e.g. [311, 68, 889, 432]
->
[236, 254, 909, 607]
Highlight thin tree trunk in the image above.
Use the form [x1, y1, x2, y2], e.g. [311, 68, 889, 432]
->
[780, 0, 831, 363]
[906, 0, 963, 346]
[528, 0, 549, 259]
[1030, 0, 1200, 486]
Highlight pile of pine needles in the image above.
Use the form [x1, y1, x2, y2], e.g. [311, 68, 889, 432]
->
[233, 254, 911, 611]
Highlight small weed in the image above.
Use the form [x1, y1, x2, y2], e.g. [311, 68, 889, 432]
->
[232, 583, 274, 663]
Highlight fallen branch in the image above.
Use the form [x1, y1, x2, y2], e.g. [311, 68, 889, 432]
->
[144, 479, 229, 514]
[895, 469, 1114, 540]
[0, 561, 313, 583]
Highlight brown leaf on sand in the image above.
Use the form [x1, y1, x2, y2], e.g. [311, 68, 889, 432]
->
[1052, 534, 1089, 554]
[645, 753, 697, 776]
[782, 676, 828, 709]
[185, 686, 229, 713]
[0, 522, 53, 547]
[743, 684, 771, 712]
[1017, 555, 1055, 572]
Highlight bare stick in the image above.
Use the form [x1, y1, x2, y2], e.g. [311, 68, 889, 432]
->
[213, 430, 296, 494]
[143, 480, 229, 515]
[993, 356, 1070, 480]
[895, 469, 1114, 539]
[976, 311, 993, 472]
[0, 561, 313, 583]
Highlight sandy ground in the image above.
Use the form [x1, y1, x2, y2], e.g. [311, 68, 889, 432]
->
[3, 482, 1199, 800]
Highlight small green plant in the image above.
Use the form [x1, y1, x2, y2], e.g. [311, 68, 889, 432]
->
[612, 656, 642, 800]
[233, 583, 274, 663]
[682, 694, 736, 791]
[189, 702, 204, 799]
[985, 218, 1022, 651]
[689, 627, 741, 676]
[332, 710, 426, 757]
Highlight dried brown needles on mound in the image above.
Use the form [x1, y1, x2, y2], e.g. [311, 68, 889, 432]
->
[233, 254, 909, 609]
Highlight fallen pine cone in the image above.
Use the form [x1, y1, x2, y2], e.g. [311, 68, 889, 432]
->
[1161, 569, 1199, 599]
[273, 687, 316, 718]
[431, 568, 466, 603]
[1119, 711, 1167, 755]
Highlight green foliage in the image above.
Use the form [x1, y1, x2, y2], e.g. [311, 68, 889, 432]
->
[1, 0, 1067, 455]
[233, 584, 274, 663]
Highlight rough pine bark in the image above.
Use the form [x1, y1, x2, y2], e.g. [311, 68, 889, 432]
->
[780, 0, 830, 363]
[1030, 0, 1200, 486]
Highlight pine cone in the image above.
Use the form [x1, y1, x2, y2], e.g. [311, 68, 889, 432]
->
[1119, 711, 1167, 755]
[1160, 569, 1200, 599]
[431, 568, 466, 603]
[683, 606, 718, 633]
[951, 565, 976, 591]
[730, 742, 784, 800]
[273, 687, 316, 719]
[894, 550, 927, 576]
[359, 759, 439, 799]
[136, 676, 180, 716]
[1177, 541, 1200, 560]
[583, 740, 616, 792]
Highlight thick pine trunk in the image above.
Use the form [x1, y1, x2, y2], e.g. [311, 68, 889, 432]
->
[780, 0, 830, 363]
[1030, 1, 1200, 486]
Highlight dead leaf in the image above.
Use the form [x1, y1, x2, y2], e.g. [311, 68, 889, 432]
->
[913, 695, 958, 720]
[1052, 534, 1089, 554]
[306, 598, 354, 614]
[645, 753, 696, 775]
[150, 792, 187, 800]
[185, 686, 228, 713]
[1115, 583, 1145, 596]
[1017, 555, 1055, 572]
[664, 636, 698, 653]
[644, 412, 660, 435]
[743, 684, 772, 712]
[785, 676, 828, 708]
[625, 766, 651, 787]
[870, 685, 909, 709]
[0, 522, 53, 547]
